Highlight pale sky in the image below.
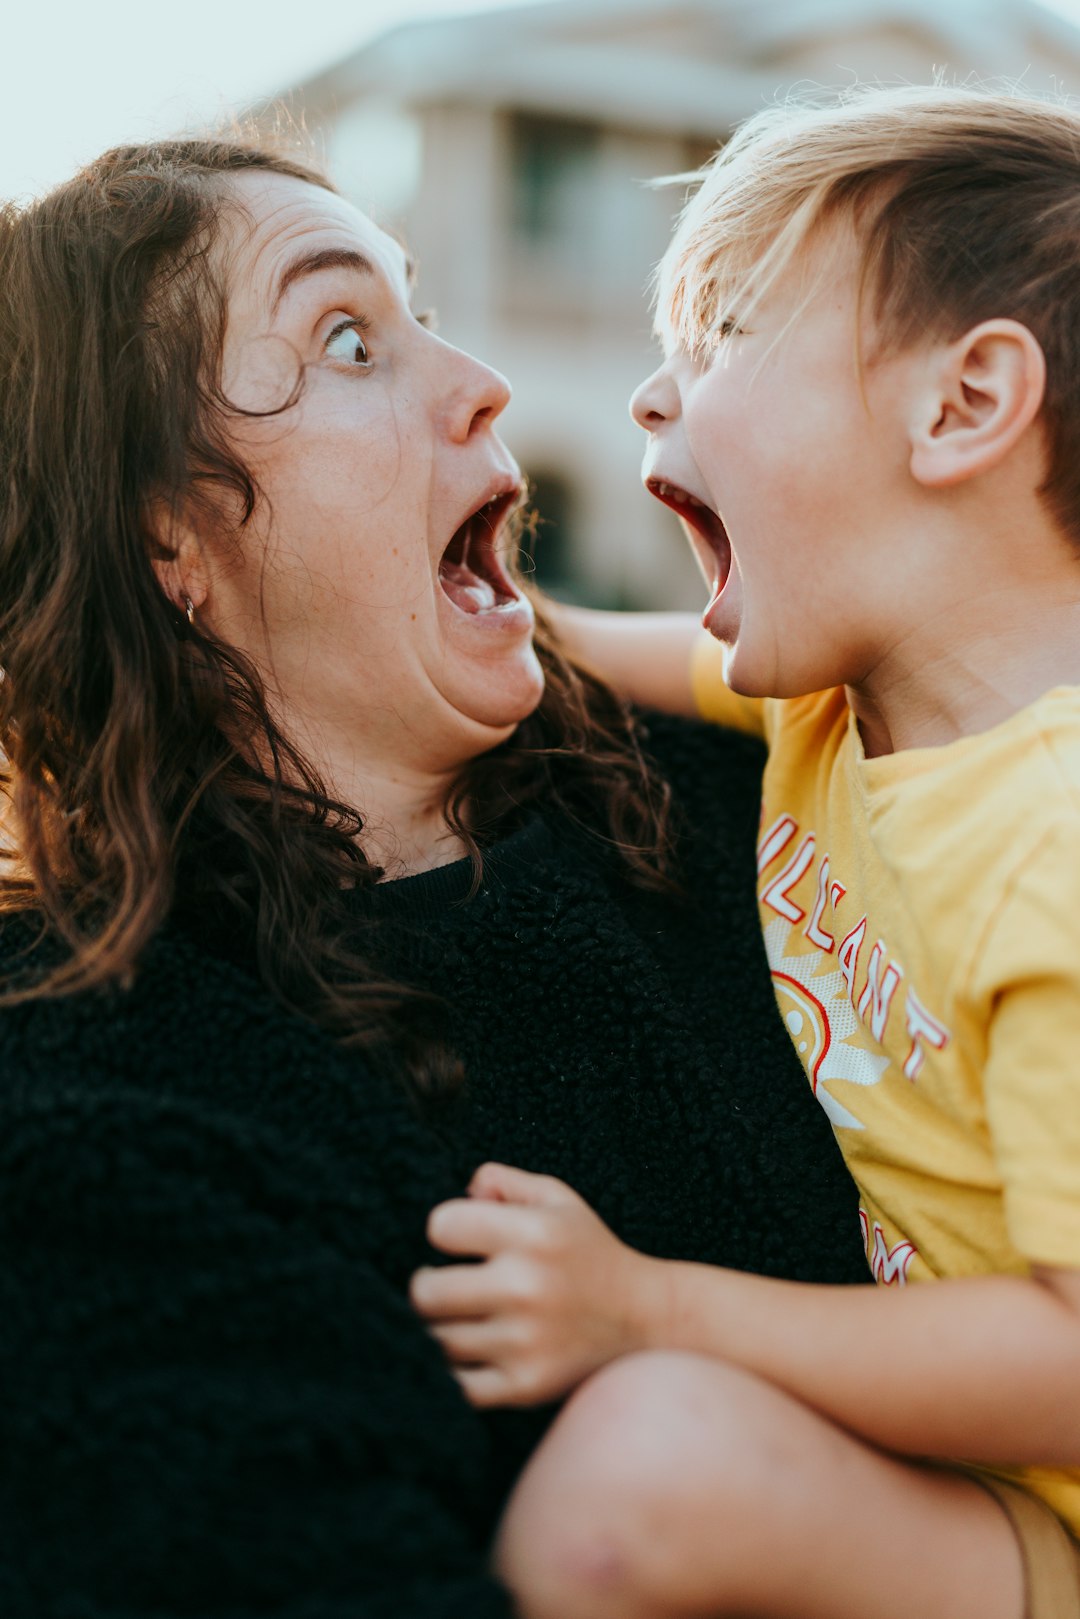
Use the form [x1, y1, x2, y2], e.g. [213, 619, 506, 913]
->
[0, 0, 535, 203]
[4, 0, 1080, 203]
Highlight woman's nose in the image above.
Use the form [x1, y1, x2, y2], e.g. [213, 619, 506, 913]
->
[446, 349, 512, 440]
[629, 362, 679, 432]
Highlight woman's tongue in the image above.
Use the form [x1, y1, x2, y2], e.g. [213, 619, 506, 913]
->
[440, 555, 498, 614]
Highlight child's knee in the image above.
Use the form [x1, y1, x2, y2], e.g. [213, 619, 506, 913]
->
[557, 1348, 792, 1507]
[495, 1351, 787, 1618]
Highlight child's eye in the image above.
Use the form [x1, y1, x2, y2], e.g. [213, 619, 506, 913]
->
[325, 319, 372, 366]
[716, 316, 745, 340]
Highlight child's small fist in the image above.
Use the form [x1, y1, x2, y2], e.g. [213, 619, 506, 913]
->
[411, 1164, 661, 1408]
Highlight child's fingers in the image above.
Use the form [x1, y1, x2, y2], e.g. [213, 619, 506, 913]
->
[426, 1195, 544, 1256]
[451, 1364, 517, 1409]
[468, 1161, 517, 1202]
[468, 1160, 578, 1208]
[452, 1358, 558, 1409]
[410, 1261, 504, 1320]
[428, 1317, 515, 1365]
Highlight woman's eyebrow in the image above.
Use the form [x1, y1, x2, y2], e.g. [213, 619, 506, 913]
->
[271, 247, 376, 315]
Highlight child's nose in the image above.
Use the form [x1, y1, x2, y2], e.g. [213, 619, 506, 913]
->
[630, 364, 679, 431]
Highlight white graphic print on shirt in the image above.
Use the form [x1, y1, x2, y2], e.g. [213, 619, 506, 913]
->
[758, 812, 952, 1122]
[757, 813, 954, 1282]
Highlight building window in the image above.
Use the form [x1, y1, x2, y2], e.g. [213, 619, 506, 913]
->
[684, 134, 722, 174]
[509, 113, 601, 258]
[523, 469, 579, 599]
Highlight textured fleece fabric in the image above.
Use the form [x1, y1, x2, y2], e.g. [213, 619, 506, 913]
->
[0, 716, 869, 1617]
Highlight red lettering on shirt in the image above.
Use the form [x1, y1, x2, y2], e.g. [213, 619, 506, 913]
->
[804, 854, 847, 952]
[761, 834, 816, 924]
[756, 814, 797, 876]
[903, 989, 950, 1081]
[859, 1208, 917, 1286]
[837, 917, 867, 1003]
[856, 941, 904, 1042]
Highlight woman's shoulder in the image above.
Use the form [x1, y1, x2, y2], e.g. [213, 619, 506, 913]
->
[0, 908, 283, 1079]
[636, 710, 766, 840]
[0, 902, 393, 1105]
[0, 909, 459, 1274]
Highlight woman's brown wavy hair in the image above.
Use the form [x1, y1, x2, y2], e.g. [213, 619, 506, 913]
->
[0, 135, 673, 1094]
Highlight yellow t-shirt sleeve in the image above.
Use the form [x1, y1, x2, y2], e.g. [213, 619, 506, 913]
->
[978, 820, 1080, 1269]
[689, 631, 767, 738]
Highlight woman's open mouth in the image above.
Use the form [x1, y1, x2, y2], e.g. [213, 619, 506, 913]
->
[439, 489, 525, 617]
[646, 478, 732, 608]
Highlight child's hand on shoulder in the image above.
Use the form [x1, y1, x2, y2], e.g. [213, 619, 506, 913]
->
[410, 1162, 663, 1407]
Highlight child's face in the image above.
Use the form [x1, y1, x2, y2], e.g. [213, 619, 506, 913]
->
[631, 231, 928, 698]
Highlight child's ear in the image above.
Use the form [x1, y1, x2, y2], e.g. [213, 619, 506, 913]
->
[908, 319, 1046, 489]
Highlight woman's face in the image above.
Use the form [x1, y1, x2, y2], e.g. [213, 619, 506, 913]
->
[199, 170, 543, 777]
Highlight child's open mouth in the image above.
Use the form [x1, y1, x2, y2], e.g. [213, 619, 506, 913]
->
[646, 479, 732, 611]
[438, 489, 524, 618]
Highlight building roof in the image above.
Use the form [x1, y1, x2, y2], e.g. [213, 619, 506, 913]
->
[289, 0, 1080, 136]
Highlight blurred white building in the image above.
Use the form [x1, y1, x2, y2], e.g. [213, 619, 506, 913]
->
[285, 0, 1080, 606]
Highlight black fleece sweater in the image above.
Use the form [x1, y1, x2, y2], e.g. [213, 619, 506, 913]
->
[0, 717, 868, 1618]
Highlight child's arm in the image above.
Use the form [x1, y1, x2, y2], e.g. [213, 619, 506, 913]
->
[548, 605, 702, 716]
[411, 1162, 1080, 1467]
[549, 603, 767, 734]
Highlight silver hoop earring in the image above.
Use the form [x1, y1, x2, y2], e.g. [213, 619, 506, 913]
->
[184, 596, 196, 626]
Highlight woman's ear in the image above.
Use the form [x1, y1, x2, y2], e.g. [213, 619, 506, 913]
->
[908, 319, 1046, 489]
[144, 499, 209, 616]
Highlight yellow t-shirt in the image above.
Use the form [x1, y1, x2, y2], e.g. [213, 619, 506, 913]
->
[693, 633, 1080, 1533]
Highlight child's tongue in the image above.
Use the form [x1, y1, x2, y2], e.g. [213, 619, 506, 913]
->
[440, 556, 497, 614]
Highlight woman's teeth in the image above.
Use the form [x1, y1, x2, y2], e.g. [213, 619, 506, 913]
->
[438, 502, 518, 616]
[440, 558, 498, 614]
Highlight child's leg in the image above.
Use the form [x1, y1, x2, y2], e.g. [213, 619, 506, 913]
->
[495, 1350, 1027, 1619]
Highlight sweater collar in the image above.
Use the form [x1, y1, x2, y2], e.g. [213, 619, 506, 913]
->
[360, 811, 557, 923]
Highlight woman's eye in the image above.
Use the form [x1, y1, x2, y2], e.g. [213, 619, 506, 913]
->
[325, 320, 371, 366]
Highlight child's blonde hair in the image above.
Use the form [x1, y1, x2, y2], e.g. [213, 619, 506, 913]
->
[659, 84, 1080, 538]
